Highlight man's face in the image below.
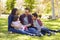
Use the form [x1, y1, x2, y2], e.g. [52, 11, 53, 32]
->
[25, 10, 29, 15]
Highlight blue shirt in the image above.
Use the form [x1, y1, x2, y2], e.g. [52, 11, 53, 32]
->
[8, 14, 14, 31]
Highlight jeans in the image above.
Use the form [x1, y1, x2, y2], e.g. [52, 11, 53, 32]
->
[28, 28, 39, 34]
[8, 28, 37, 35]
[41, 28, 51, 35]
[9, 28, 31, 35]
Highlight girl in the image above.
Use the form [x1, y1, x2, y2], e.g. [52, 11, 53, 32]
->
[11, 15, 31, 31]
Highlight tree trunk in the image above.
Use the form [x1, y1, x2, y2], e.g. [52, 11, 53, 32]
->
[56, 0, 60, 18]
[51, 0, 56, 19]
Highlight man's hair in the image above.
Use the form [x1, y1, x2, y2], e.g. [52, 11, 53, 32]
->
[25, 7, 30, 12]
[13, 15, 19, 21]
[32, 12, 38, 18]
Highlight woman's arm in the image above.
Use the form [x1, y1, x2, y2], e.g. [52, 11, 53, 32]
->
[11, 23, 19, 29]
[11, 23, 17, 28]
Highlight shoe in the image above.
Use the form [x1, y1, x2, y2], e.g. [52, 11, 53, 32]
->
[8, 31, 12, 34]
[57, 30, 60, 33]
[39, 33, 44, 36]
[36, 33, 43, 37]
[40, 34, 44, 36]
[30, 34, 36, 36]
[47, 33, 51, 36]
[51, 32, 56, 35]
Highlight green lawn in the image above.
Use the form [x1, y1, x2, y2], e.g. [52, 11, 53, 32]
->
[0, 18, 60, 40]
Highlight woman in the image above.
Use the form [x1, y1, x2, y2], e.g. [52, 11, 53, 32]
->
[8, 8, 18, 32]
[8, 8, 35, 35]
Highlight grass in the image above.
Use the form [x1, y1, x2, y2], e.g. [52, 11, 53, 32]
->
[0, 17, 60, 40]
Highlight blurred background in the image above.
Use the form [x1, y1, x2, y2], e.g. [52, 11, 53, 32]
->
[0, 0, 60, 40]
[0, 0, 60, 19]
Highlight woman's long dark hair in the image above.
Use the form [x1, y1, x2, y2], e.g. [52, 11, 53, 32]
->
[11, 8, 18, 15]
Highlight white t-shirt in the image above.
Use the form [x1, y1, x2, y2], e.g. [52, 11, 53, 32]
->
[12, 21, 26, 31]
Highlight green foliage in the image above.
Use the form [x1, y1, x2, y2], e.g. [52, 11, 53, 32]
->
[24, 0, 36, 12]
[44, 2, 51, 14]
[6, 0, 16, 11]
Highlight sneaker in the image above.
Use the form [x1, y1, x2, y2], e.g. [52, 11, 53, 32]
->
[39, 33, 44, 36]
[8, 31, 12, 34]
[36, 33, 43, 37]
[57, 30, 60, 32]
[47, 33, 51, 36]
[29, 34, 36, 36]
[51, 32, 56, 35]
[41, 34, 44, 36]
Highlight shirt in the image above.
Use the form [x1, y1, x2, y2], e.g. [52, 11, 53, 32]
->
[23, 16, 28, 25]
[33, 20, 41, 31]
[12, 21, 26, 31]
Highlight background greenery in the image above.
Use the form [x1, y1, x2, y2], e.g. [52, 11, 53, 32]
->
[0, 0, 60, 15]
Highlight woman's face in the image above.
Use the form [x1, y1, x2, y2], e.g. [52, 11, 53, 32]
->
[15, 10, 19, 15]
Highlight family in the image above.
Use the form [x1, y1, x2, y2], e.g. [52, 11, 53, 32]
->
[8, 8, 57, 36]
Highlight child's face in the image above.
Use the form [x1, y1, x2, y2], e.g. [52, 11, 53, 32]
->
[32, 15, 37, 20]
[17, 18, 19, 21]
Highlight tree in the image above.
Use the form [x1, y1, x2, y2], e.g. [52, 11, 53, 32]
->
[0, 0, 3, 16]
[24, 0, 36, 12]
[6, 0, 16, 11]
[56, 0, 60, 18]
[51, 0, 56, 19]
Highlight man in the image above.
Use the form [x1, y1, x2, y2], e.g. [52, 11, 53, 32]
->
[19, 7, 37, 34]
[19, 7, 32, 26]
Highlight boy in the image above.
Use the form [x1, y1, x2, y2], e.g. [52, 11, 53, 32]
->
[32, 13, 55, 36]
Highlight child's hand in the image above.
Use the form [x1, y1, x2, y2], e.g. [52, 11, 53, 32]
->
[25, 24, 31, 27]
[28, 24, 31, 26]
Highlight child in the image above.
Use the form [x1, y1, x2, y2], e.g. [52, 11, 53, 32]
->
[11, 15, 35, 36]
[11, 15, 31, 31]
[32, 13, 55, 36]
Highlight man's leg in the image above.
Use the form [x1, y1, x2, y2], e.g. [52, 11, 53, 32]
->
[28, 28, 38, 34]
[41, 28, 51, 35]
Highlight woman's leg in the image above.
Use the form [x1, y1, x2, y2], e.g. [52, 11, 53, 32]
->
[9, 28, 33, 35]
